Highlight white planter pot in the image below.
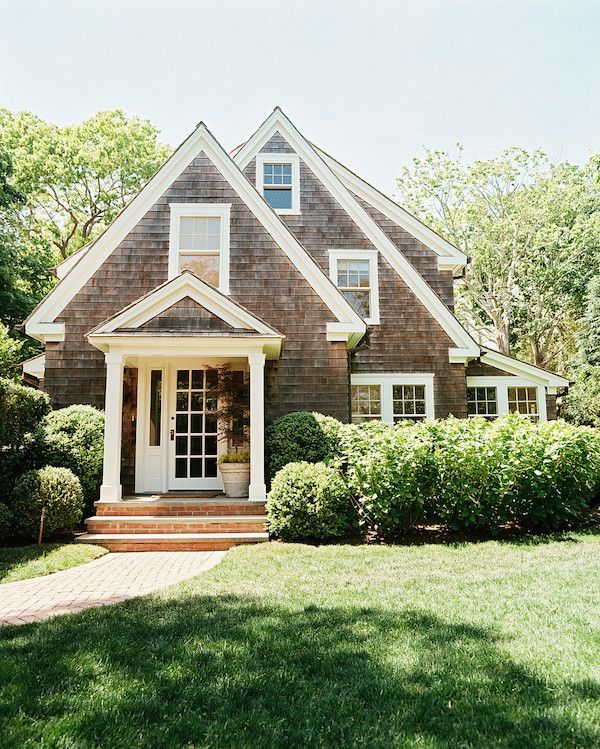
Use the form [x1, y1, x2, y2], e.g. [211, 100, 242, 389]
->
[219, 462, 251, 498]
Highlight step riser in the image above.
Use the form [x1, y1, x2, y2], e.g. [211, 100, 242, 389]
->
[87, 538, 261, 552]
[87, 521, 267, 534]
[96, 503, 266, 517]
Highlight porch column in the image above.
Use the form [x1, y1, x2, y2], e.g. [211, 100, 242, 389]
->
[248, 352, 267, 501]
[99, 352, 124, 501]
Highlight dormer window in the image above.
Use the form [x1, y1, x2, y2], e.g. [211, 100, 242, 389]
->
[329, 249, 380, 324]
[168, 203, 231, 293]
[256, 153, 300, 215]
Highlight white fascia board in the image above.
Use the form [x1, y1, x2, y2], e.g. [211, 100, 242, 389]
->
[87, 334, 283, 360]
[24, 322, 65, 343]
[449, 346, 480, 363]
[312, 145, 468, 269]
[326, 321, 366, 348]
[234, 109, 476, 356]
[92, 273, 277, 336]
[21, 353, 46, 379]
[26, 120, 365, 343]
[481, 350, 570, 387]
[55, 247, 88, 280]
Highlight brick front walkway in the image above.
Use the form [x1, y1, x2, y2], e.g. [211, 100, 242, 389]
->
[0, 551, 225, 626]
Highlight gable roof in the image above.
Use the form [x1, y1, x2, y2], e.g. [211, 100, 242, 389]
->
[234, 108, 479, 359]
[311, 143, 468, 274]
[479, 348, 570, 388]
[25, 120, 366, 346]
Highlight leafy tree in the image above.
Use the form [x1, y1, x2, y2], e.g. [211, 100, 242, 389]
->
[396, 147, 600, 370]
[578, 275, 600, 366]
[0, 109, 170, 261]
[0, 322, 22, 378]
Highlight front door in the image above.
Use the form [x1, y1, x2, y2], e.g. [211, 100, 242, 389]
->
[168, 366, 221, 489]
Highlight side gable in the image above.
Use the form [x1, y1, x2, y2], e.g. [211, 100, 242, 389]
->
[25, 121, 365, 346]
[234, 108, 479, 361]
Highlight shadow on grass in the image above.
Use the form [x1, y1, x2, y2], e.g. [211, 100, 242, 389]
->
[0, 544, 62, 580]
[0, 595, 597, 748]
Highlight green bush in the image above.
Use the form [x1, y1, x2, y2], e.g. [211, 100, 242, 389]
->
[265, 411, 343, 481]
[33, 405, 104, 513]
[339, 421, 436, 537]
[0, 378, 51, 496]
[267, 461, 353, 542]
[0, 502, 12, 540]
[12, 466, 83, 540]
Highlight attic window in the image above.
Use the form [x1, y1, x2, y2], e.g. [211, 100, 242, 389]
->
[256, 153, 300, 215]
[329, 249, 380, 324]
[168, 204, 231, 294]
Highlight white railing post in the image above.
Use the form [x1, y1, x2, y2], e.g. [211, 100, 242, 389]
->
[248, 351, 266, 501]
[99, 351, 124, 501]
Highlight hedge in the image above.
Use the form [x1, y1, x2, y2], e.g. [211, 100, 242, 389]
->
[12, 466, 83, 540]
[0, 502, 12, 540]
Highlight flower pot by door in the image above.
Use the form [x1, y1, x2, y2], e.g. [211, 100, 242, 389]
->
[219, 463, 250, 498]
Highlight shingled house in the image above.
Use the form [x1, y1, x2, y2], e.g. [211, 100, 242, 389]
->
[22, 109, 569, 549]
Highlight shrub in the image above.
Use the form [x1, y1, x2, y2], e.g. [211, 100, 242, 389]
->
[267, 461, 353, 542]
[265, 411, 342, 481]
[12, 466, 83, 540]
[33, 405, 104, 513]
[0, 502, 12, 540]
[339, 421, 437, 537]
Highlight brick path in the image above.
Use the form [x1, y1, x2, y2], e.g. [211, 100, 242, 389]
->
[0, 551, 225, 626]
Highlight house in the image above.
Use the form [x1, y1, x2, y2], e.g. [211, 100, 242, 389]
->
[23, 109, 569, 549]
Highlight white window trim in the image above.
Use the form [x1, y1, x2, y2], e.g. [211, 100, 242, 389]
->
[168, 203, 231, 294]
[329, 249, 380, 325]
[255, 153, 301, 215]
[351, 373, 435, 422]
[466, 377, 547, 421]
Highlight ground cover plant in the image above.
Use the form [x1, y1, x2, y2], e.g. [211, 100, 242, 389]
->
[0, 534, 599, 747]
[0, 544, 106, 584]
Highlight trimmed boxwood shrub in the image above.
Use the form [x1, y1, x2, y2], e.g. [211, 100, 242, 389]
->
[33, 405, 104, 513]
[0, 502, 12, 540]
[265, 411, 342, 481]
[12, 466, 83, 540]
[267, 461, 353, 542]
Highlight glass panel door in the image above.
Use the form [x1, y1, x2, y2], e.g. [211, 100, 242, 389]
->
[169, 366, 220, 489]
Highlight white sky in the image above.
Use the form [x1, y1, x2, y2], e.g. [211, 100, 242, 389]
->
[1, 0, 598, 193]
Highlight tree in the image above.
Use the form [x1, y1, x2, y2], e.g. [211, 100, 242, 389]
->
[0, 322, 22, 378]
[0, 109, 171, 261]
[396, 147, 600, 370]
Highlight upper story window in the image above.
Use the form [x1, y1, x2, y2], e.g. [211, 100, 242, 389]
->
[255, 153, 300, 215]
[329, 249, 380, 324]
[168, 204, 231, 294]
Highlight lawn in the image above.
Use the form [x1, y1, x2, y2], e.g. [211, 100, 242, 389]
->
[0, 543, 107, 583]
[0, 532, 599, 748]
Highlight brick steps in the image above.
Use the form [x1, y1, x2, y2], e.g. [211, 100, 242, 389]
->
[81, 497, 269, 551]
[75, 532, 268, 552]
[86, 515, 267, 534]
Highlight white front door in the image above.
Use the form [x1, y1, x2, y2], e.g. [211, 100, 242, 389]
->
[167, 365, 222, 490]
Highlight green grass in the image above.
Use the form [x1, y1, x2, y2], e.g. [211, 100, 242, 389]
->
[1, 532, 599, 748]
[0, 544, 107, 583]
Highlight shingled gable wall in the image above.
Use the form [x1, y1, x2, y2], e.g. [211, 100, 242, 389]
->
[245, 133, 468, 417]
[43, 150, 351, 490]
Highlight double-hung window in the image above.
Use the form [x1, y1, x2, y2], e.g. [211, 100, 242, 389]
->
[168, 204, 231, 293]
[466, 378, 546, 421]
[351, 374, 434, 423]
[467, 387, 498, 419]
[329, 249, 380, 324]
[256, 153, 300, 214]
[508, 386, 540, 421]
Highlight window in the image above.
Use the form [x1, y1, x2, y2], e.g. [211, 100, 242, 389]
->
[149, 370, 162, 446]
[467, 387, 498, 419]
[351, 384, 382, 423]
[508, 387, 539, 421]
[168, 204, 231, 293]
[329, 250, 380, 324]
[256, 153, 300, 214]
[351, 374, 434, 423]
[466, 378, 546, 421]
[393, 384, 427, 421]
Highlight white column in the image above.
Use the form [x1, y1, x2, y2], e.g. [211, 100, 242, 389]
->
[248, 351, 267, 501]
[99, 352, 124, 501]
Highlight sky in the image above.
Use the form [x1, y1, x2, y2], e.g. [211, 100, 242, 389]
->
[1, 0, 598, 192]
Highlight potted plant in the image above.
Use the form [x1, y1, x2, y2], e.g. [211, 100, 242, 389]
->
[208, 366, 251, 498]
